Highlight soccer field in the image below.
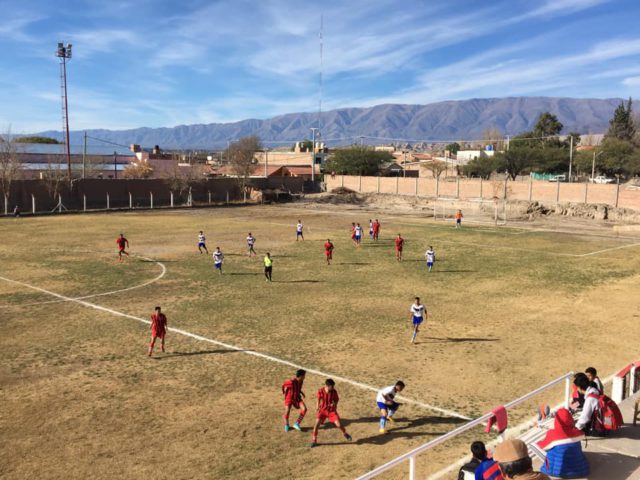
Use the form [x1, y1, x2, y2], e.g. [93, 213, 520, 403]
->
[1, 205, 640, 479]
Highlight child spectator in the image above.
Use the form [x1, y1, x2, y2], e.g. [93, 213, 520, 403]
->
[458, 441, 503, 480]
[537, 408, 589, 478]
[573, 373, 600, 434]
[585, 367, 604, 394]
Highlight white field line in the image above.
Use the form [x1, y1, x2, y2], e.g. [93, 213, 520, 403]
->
[434, 239, 640, 258]
[0, 272, 470, 421]
[572, 242, 640, 257]
[0, 256, 166, 308]
[427, 372, 617, 480]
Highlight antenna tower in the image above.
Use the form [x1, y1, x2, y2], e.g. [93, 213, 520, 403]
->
[318, 15, 323, 142]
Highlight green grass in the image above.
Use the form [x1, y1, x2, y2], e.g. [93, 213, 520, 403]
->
[1, 206, 639, 479]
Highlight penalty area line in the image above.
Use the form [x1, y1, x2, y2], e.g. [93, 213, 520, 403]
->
[0, 273, 470, 421]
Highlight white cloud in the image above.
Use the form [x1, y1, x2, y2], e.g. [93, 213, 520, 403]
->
[622, 76, 640, 87]
[60, 29, 141, 57]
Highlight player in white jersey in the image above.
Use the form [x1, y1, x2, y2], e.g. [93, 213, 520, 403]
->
[296, 220, 304, 241]
[213, 247, 224, 274]
[376, 381, 405, 433]
[198, 231, 208, 254]
[354, 223, 362, 246]
[369, 219, 374, 239]
[410, 297, 427, 343]
[425, 246, 435, 272]
[246, 233, 256, 257]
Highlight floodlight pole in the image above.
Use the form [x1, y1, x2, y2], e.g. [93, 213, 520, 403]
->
[56, 43, 73, 182]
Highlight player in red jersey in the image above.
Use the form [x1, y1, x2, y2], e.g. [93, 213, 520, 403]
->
[310, 378, 352, 447]
[373, 219, 381, 241]
[324, 239, 334, 265]
[395, 233, 404, 261]
[116, 233, 129, 262]
[282, 369, 307, 432]
[148, 306, 167, 356]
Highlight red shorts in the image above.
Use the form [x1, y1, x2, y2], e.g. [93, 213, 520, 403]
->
[151, 328, 166, 338]
[317, 410, 340, 423]
[325, 251, 332, 257]
[284, 394, 303, 409]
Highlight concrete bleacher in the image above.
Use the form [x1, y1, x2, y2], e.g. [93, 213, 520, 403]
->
[526, 391, 640, 480]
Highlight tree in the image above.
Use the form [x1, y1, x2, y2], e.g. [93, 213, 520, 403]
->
[533, 112, 563, 138]
[599, 138, 640, 178]
[445, 142, 461, 155]
[123, 160, 154, 179]
[606, 98, 636, 142]
[41, 156, 67, 201]
[324, 146, 393, 176]
[228, 135, 262, 191]
[494, 146, 540, 179]
[14, 136, 60, 144]
[0, 128, 22, 205]
[164, 164, 204, 203]
[462, 156, 500, 179]
[422, 160, 448, 178]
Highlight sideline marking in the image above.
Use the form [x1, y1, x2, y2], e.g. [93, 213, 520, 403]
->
[0, 256, 166, 308]
[434, 239, 640, 258]
[0, 272, 470, 421]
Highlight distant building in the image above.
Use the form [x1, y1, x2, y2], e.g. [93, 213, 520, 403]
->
[16, 152, 133, 179]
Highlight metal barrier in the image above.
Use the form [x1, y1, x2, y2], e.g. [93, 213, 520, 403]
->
[356, 372, 574, 480]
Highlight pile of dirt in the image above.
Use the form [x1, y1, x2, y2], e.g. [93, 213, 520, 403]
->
[312, 190, 364, 205]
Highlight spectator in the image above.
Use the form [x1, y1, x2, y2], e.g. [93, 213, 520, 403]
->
[458, 441, 503, 480]
[494, 439, 550, 480]
[585, 367, 604, 394]
[574, 373, 600, 434]
[537, 408, 589, 478]
[13, 205, 20, 218]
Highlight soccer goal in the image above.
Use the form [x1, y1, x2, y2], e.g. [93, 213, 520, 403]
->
[431, 198, 508, 227]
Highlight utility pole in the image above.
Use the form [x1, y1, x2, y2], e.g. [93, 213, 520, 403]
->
[56, 43, 73, 182]
[113, 151, 117, 179]
[82, 131, 87, 179]
[264, 148, 268, 178]
[568, 135, 573, 182]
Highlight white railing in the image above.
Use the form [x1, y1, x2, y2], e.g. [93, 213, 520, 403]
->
[356, 372, 574, 480]
[612, 360, 640, 404]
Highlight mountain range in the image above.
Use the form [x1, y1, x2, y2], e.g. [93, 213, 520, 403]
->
[38, 97, 622, 150]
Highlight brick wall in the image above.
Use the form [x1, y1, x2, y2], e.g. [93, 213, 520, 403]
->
[326, 175, 640, 211]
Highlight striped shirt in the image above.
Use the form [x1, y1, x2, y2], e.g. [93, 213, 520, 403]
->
[317, 388, 339, 412]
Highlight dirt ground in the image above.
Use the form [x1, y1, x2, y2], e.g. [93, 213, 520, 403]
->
[1, 202, 639, 479]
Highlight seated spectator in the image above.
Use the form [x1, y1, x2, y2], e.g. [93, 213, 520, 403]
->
[585, 367, 603, 394]
[537, 408, 589, 478]
[494, 439, 550, 480]
[458, 441, 503, 480]
[573, 372, 600, 434]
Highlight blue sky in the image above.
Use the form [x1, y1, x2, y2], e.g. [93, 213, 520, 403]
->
[1, 0, 639, 132]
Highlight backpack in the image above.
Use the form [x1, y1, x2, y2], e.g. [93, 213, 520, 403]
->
[587, 393, 623, 432]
